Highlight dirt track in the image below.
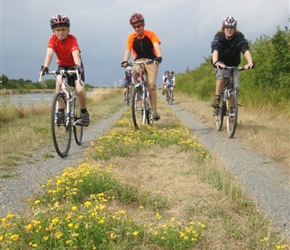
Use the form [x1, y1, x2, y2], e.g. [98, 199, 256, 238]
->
[0, 93, 289, 238]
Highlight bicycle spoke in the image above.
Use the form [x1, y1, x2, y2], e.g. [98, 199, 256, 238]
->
[51, 92, 72, 157]
[73, 95, 83, 145]
[227, 91, 238, 138]
[132, 87, 144, 129]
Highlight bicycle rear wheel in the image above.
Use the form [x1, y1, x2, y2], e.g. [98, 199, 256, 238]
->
[227, 90, 238, 138]
[132, 86, 144, 129]
[73, 95, 83, 145]
[214, 102, 225, 131]
[51, 92, 72, 157]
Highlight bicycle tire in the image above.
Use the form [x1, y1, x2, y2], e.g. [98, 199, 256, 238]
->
[126, 88, 130, 106]
[145, 96, 153, 125]
[169, 89, 173, 105]
[132, 86, 144, 129]
[73, 95, 83, 145]
[215, 100, 225, 131]
[227, 90, 238, 138]
[51, 92, 72, 157]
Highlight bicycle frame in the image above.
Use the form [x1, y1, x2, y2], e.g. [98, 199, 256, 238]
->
[39, 66, 83, 157]
[128, 59, 153, 129]
[214, 66, 244, 138]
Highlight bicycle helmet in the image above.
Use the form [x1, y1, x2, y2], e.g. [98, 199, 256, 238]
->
[169, 70, 174, 74]
[50, 14, 70, 29]
[222, 16, 237, 27]
[129, 13, 145, 25]
[165, 70, 169, 74]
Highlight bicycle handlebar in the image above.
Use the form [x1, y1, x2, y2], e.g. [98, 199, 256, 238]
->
[38, 66, 82, 86]
[127, 59, 154, 67]
[224, 66, 245, 71]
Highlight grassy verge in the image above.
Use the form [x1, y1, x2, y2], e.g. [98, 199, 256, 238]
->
[0, 92, 288, 249]
[172, 91, 290, 172]
[0, 88, 123, 173]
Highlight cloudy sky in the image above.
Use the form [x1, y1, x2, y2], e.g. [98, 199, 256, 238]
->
[1, 0, 289, 87]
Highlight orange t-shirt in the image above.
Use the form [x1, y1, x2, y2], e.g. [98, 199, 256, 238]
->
[48, 34, 80, 67]
[126, 30, 161, 60]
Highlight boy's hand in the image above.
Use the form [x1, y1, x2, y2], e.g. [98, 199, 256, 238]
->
[121, 61, 128, 68]
[41, 66, 49, 76]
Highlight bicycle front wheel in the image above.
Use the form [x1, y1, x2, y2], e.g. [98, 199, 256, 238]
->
[169, 89, 173, 105]
[214, 102, 225, 131]
[73, 95, 83, 145]
[51, 92, 72, 157]
[132, 86, 145, 129]
[126, 88, 130, 106]
[227, 90, 238, 138]
[145, 97, 152, 125]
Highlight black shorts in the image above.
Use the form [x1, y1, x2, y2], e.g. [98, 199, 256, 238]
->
[58, 64, 85, 87]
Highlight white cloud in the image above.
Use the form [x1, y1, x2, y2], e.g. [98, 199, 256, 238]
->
[1, 0, 288, 86]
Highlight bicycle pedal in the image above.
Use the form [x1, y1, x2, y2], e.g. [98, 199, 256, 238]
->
[75, 119, 82, 125]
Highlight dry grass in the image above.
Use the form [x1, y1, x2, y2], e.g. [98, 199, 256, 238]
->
[172, 92, 290, 172]
[0, 88, 123, 169]
[83, 96, 288, 249]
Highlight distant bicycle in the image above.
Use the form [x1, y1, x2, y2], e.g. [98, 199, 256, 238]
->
[166, 85, 175, 105]
[213, 65, 246, 138]
[124, 84, 131, 106]
[126, 60, 153, 129]
[39, 66, 83, 157]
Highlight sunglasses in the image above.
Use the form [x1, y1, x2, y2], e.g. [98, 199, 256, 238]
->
[54, 27, 68, 32]
[132, 24, 142, 29]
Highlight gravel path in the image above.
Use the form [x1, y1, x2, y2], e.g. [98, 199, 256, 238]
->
[0, 100, 289, 238]
[0, 107, 127, 217]
[168, 102, 289, 235]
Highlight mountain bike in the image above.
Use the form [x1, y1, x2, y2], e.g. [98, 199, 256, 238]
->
[166, 85, 174, 105]
[213, 66, 244, 138]
[127, 60, 153, 129]
[39, 66, 83, 157]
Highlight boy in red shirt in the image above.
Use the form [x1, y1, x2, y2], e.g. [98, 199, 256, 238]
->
[41, 14, 90, 126]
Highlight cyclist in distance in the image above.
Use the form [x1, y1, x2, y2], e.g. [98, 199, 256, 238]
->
[211, 16, 254, 108]
[121, 13, 163, 121]
[41, 14, 90, 126]
[123, 68, 133, 101]
[162, 70, 169, 95]
[164, 70, 175, 96]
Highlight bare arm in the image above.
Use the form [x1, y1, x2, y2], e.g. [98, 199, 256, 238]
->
[243, 50, 254, 69]
[153, 42, 162, 65]
[123, 49, 131, 62]
[72, 50, 82, 66]
[43, 48, 54, 68]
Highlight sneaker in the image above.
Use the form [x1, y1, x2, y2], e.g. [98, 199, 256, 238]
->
[152, 112, 161, 121]
[211, 96, 220, 108]
[81, 111, 90, 127]
[57, 112, 65, 125]
[162, 90, 165, 95]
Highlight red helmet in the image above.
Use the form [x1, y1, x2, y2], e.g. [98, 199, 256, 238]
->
[50, 14, 70, 29]
[222, 16, 237, 27]
[129, 13, 144, 25]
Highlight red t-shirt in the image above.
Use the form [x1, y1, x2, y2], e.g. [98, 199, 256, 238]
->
[47, 34, 80, 67]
